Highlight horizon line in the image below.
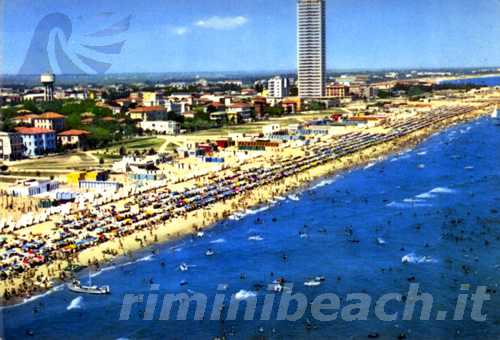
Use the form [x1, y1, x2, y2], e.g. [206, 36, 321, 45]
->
[2, 66, 500, 78]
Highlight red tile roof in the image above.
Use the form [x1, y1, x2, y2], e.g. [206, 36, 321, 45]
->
[58, 129, 90, 136]
[209, 102, 225, 108]
[37, 112, 65, 119]
[15, 127, 55, 135]
[128, 106, 166, 113]
[229, 102, 252, 109]
[15, 114, 40, 120]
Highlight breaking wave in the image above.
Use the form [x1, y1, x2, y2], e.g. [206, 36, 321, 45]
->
[402, 253, 438, 264]
[311, 179, 334, 190]
[210, 238, 226, 244]
[388, 186, 456, 208]
[67, 296, 84, 310]
[234, 290, 257, 300]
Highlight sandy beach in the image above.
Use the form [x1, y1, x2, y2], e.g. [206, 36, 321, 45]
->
[0, 105, 490, 306]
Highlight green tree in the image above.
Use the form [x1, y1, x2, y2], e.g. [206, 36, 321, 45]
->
[377, 90, 391, 99]
[65, 112, 82, 130]
[20, 101, 41, 114]
[0, 107, 17, 131]
[265, 106, 285, 117]
[308, 101, 324, 111]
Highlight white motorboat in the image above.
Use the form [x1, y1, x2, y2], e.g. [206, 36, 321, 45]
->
[68, 280, 110, 295]
[304, 277, 322, 287]
[205, 249, 215, 256]
[179, 263, 189, 272]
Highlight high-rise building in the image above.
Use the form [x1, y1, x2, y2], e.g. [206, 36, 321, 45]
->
[297, 0, 326, 98]
[268, 76, 289, 98]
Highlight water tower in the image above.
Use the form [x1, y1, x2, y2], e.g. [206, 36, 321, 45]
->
[40, 73, 55, 101]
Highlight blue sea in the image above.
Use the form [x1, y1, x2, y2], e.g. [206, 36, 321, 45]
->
[2, 117, 500, 339]
[440, 75, 500, 87]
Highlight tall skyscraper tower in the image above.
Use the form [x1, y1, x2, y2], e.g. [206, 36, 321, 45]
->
[297, 0, 326, 98]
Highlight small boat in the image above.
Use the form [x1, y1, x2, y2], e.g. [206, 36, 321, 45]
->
[304, 279, 321, 287]
[68, 280, 110, 295]
[196, 231, 204, 238]
[491, 105, 499, 124]
[205, 249, 215, 256]
[271, 284, 283, 292]
[179, 263, 189, 272]
[376, 237, 386, 245]
[180, 280, 188, 286]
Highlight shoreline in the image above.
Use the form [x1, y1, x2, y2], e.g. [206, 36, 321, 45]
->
[0, 106, 490, 307]
[432, 73, 500, 84]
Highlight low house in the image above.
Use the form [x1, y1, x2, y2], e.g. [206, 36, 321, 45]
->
[32, 112, 65, 131]
[112, 154, 171, 173]
[226, 103, 253, 123]
[128, 106, 167, 121]
[139, 120, 180, 135]
[142, 91, 164, 107]
[204, 101, 226, 113]
[0, 132, 24, 160]
[13, 114, 39, 125]
[182, 111, 196, 119]
[15, 127, 56, 157]
[8, 179, 59, 196]
[57, 129, 90, 148]
[66, 170, 108, 185]
[262, 124, 282, 135]
[96, 102, 121, 115]
[129, 163, 164, 181]
[209, 111, 228, 122]
[79, 180, 122, 191]
[281, 97, 303, 114]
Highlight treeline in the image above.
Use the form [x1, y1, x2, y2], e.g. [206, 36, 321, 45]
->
[0, 99, 139, 149]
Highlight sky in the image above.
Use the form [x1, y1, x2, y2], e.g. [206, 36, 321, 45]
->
[2, 0, 500, 74]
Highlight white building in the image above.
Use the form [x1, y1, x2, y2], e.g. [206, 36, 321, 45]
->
[268, 76, 289, 98]
[140, 120, 180, 135]
[297, 0, 326, 98]
[0, 132, 24, 160]
[8, 179, 59, 196]
[22, 92, 46, 102]
[142, 92, 163, 107]
[262, 124, 282, 135]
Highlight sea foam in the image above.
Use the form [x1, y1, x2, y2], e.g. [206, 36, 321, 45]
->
[234, 290, 257, 300]
[402, 253, 438, 264]
[210, 238, 226, 244]
[67, 296, 84, 310]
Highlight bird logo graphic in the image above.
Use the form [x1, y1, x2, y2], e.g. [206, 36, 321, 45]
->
[18, 12, 131, 75]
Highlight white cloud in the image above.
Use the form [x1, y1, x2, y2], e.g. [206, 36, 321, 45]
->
[173, 27, 188, 35]
[195, 16, 248, 30]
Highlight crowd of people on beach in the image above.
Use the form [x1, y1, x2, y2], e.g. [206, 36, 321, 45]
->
[0, 105, 478, 301]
